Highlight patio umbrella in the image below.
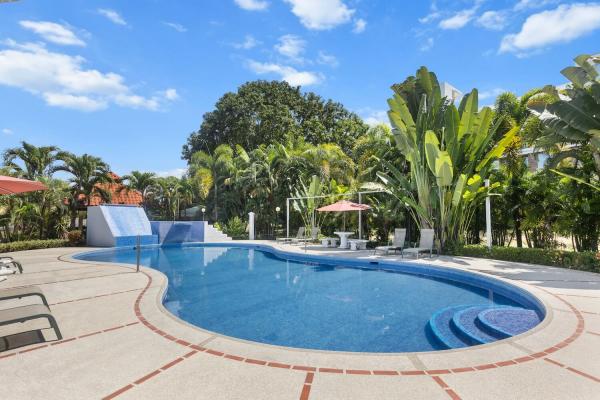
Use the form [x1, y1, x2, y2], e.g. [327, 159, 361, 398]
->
[0, 175, 48, 195]
[317, 200, 371, 231]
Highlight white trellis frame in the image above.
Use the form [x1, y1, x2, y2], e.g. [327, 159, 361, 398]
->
[285, 190, 386, 240]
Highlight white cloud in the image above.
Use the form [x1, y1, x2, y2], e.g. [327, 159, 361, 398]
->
[247, 60, 323, 86]
[97, 9, 127, 26]
[19, 20, 85, 46]
[157, 168, 187, 178]
[479, 88, 507, 100]
[2, 128, 14, 135]
[476, 10, 508, 31]
[353, 18, 367, 33]
[513, 0, 558, 12]
[163, 88, 179, 100]
[0, 40, 175, 112]
[500, 3, 600, 54]
[163, 22, 187, 32]
[43, 93, 107, 111]
[275, 34, 306, 62]
[419, 2, 441, 24]
[284, 0, 354, 30]
[420, 37, 434, 52]
[317, 51, 339, 67]
[233, 35, 260, 50]
[234, 0, 269, 11]
[361, 110, 390, 127]
[439, 8, 477, 29]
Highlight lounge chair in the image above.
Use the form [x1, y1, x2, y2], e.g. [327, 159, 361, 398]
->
[374, 228, 406, 255]
[292, 227, 319, 244]
[0, 257, 23, 273]
[0, 286, 49, 306]
[402, 229, 436, 259]
[0, 304, 62, 340]
[276, 227, 305, 243]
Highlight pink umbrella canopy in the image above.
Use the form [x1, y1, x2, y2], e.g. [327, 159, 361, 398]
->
[317, 200, 371, 212]
[0, 175, 48, 195]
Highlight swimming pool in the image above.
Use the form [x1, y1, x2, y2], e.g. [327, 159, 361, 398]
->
[76, 244, 544, 353]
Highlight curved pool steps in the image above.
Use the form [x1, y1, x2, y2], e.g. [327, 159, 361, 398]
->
[428, 305, 542, 349]
[451, 305, 506, 345]
[427, 305, 473, 349]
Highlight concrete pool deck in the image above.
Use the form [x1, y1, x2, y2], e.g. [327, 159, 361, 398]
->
[0, 242, 599, 399]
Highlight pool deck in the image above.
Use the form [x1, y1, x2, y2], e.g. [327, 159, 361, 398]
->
[1, 241, 599, 399]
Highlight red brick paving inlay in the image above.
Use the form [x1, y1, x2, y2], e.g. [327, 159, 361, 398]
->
[430, 375, 463, 400]
[126, 269, 600, 390]
[299, 372, 314, 400]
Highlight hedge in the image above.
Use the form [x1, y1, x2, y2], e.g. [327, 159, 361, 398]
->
[451, 245, 600, 273]
[0, 239, 71, 253]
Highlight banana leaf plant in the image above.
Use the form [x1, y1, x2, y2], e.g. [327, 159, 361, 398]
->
[527, 54, 600, 191]
[376, 67, 517, 249]
[292, 175, 325, 237]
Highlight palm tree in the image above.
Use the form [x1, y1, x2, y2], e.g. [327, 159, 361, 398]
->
[55, 153, 113, 229]
[151, 177, 181, 220]
[527, 53, 600, 191]
[189, 144, 235, 221]
[120, 171, 156, 210]
[3, 141, 61, 179]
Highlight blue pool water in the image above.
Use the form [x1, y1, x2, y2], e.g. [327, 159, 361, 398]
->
[76, 245, 543, 353]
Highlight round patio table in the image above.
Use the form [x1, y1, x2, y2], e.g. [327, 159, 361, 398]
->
[334, 231, 354, 249]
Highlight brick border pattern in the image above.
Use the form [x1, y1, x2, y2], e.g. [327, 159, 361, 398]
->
[134, 271, 598, 379]
[96, 271, 598, 400]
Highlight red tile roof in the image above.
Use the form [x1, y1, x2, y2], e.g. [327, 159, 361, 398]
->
[68, 173, 143, 208]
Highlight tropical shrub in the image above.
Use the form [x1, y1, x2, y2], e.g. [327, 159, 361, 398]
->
[222, 216, 247, 239]
[0, 239, 71, 253]
[67, 230, 83, 245]
[377, 67, 517, 249]
[451, 245, 600, 273]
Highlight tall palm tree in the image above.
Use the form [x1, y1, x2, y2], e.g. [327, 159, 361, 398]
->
[55, 153, 113, 228]
[189, 144, 235, 221]
[120, 171, 157, 210]
[3, 141, 61, 179]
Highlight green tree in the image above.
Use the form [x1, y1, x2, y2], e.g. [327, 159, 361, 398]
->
[182, 80, 367, 159]
[3, 141, 61, 179]
[120, 171, 157, 210]
[527, 53, 600, 190]
[189, 144, 236, 221]
[377, 67, 516, 249]
[55, 153, 113, 228]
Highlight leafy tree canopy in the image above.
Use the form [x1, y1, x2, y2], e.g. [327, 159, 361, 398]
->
[182, 80, 368, 160]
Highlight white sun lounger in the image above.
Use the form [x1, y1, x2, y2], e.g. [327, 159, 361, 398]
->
[0, 257, 23, 273]
[276, 227, 305, 243]
[402, 229, 436, 259]
[374, 228, 406, 255]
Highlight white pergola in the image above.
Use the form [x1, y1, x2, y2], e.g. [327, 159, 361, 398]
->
[285, 190, 385, 240]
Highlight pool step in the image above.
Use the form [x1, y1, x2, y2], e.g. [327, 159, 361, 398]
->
[451, 306, 505, 345]
[428, 305, 540, 349]
[477, 308, 541, 338]
[428, 305, 473, 349]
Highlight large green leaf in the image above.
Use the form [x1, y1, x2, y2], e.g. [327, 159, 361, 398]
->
[435, 151, 453, 186]
[547, 100, 600, 134]
[452, 174, 467, 206]
[476, 125, 518, 171]
[458, 90, 478, 139]
[424, 130, 440, 175]
[561, 66, 590, 89]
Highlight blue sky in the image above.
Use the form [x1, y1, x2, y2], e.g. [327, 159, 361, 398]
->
[1, 0, 599, 176]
